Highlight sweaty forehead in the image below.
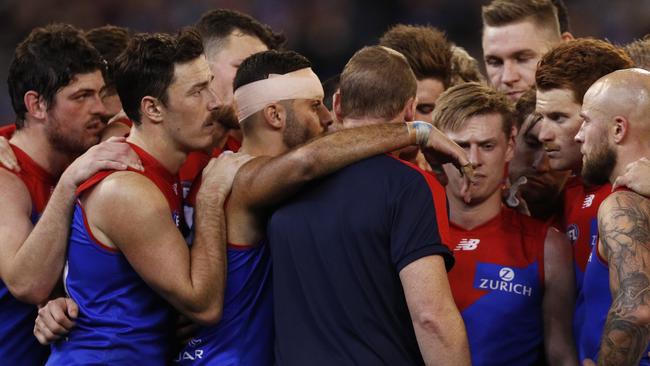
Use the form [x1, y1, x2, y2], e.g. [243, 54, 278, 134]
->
[446, 113, 506, 141]
[482, 21, 554, 57]
[171, 56, 211, 88]
[59, 70, 105, 94]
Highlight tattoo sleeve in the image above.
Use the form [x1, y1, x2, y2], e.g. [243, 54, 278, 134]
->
[598, 192, 650, 366]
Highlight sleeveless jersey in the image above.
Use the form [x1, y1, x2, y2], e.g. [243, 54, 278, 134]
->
[174, 240, 273, 365]
[47, 143, 182, 365]
[0, 144, 55, 365]
[448, 207, 547, 366]
[562, 176, 611, 348]
[0, 123, 16, 138]
[578, 188, 650, 365]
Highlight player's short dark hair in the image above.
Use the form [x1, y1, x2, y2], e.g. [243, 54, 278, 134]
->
[322, 74, 340, 110]
[8, 23, 104, 128]
[114, 28, 203, 125]
[85, 25, 131, 94]
[233, 50, 311, 91]
[550, 0, 571, 34]
[624, 35, 650, 70]
[339, 46, 417, 121]
[197, 9, 285, 51]
[482, 0, 560, 37]
[514, 88, 537, 130]
[379, 24, 453, 88]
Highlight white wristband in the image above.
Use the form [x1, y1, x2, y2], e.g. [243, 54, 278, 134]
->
[411, 121, 433, 146]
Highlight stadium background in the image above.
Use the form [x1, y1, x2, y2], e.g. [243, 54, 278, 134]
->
[0, 0, 648, 124]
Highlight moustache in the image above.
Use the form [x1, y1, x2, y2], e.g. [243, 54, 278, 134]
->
[543, 142, 561, 151]
[213, 104, 240, 130]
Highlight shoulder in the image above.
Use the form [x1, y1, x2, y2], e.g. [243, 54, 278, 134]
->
[0, 168, 31, 212]
[598, 190, 650, 219]
[85, 171, 169, 213]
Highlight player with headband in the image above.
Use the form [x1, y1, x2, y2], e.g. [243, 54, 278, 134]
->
[173, 49, 473, 365]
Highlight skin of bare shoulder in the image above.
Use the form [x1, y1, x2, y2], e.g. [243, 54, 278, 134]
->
[81, 171, 171, 249]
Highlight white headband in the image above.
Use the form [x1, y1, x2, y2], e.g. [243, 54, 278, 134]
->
[233, 67, 324, 122]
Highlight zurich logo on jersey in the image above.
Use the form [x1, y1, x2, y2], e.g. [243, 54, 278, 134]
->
[474, 263, 534, 297]
[499, 267, 515, 281]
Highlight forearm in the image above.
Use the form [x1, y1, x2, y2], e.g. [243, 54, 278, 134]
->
[246, 122, 417, 207]
[183, 191, 228, 324]
[5, 179, 77, 304]
[544, 311, 578, 366]
[597, 300, 650, 366]
[413, 309, 471, 366]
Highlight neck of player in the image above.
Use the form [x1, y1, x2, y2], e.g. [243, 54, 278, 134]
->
[447, 187, 502, 231]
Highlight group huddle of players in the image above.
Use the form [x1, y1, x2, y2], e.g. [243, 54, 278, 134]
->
[1, 0, 650, 365]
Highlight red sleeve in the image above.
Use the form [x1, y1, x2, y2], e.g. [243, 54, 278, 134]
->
[0, 124, 16, 139]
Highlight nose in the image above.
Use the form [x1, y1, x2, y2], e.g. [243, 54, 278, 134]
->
[537, 119, 553, 143]
[318, 105, 332, 132]
[468, 144, 482, 167]
[501, 60, 520, 85]
[206, 85, 220, 111]
[91, 93, 108, 116]
[574, 121, 586, 143]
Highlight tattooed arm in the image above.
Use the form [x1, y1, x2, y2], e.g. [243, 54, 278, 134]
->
[597, 191, 650, 366]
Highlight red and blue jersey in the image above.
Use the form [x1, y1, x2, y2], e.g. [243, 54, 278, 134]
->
[174, 240, 273, 365]
[448, 207, 547, 366]
[0, 144, 55, 365]
[0, 123, 16, 139]
[47, 143, 182, 365]
[562, 176, 611, 349]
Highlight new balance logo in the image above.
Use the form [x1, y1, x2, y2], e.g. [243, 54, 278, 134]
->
[582, 194, 595, 208]
[455, 238, 480, 251]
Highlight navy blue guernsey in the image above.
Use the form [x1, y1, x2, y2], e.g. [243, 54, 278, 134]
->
[268, 154, 453, 366]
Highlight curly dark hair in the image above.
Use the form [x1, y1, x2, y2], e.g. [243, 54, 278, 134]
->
[8, 23, 104, 128]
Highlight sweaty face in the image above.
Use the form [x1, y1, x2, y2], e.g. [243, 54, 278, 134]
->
[442, 113, 514, 206]
[536, 88, 584, 172]
[46, 70, 107, 156]
[483, 21, 558, 101]
[163, 55, 222, 152]
[508, 113, 569, 207]
[282, 98, 328, 148]
[575, 89, 616, 186]
[415, 78, 446, 123]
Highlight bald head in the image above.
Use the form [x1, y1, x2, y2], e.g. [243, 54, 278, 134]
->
[585, 68, 650, 130]
[576, 68, 650, 185]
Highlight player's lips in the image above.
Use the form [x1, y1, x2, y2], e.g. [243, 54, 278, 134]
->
[86, 119, 104, 134]
[524, 176, 552, 188]
[506, 90, 524, 97]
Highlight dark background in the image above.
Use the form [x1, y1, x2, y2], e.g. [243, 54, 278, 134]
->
[0, 0, 648, 125]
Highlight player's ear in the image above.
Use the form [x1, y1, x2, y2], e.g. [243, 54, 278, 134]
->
[142, 96, 163, 123]
[612, 115, 628, 144]
[333, 90, 343, 122]
[262, 102, 285, 130]
[24, 91, 47, 120]
[403, 96, 416, 122]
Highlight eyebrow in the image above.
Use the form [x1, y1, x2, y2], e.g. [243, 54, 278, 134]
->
[187, 80, 210, 95]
